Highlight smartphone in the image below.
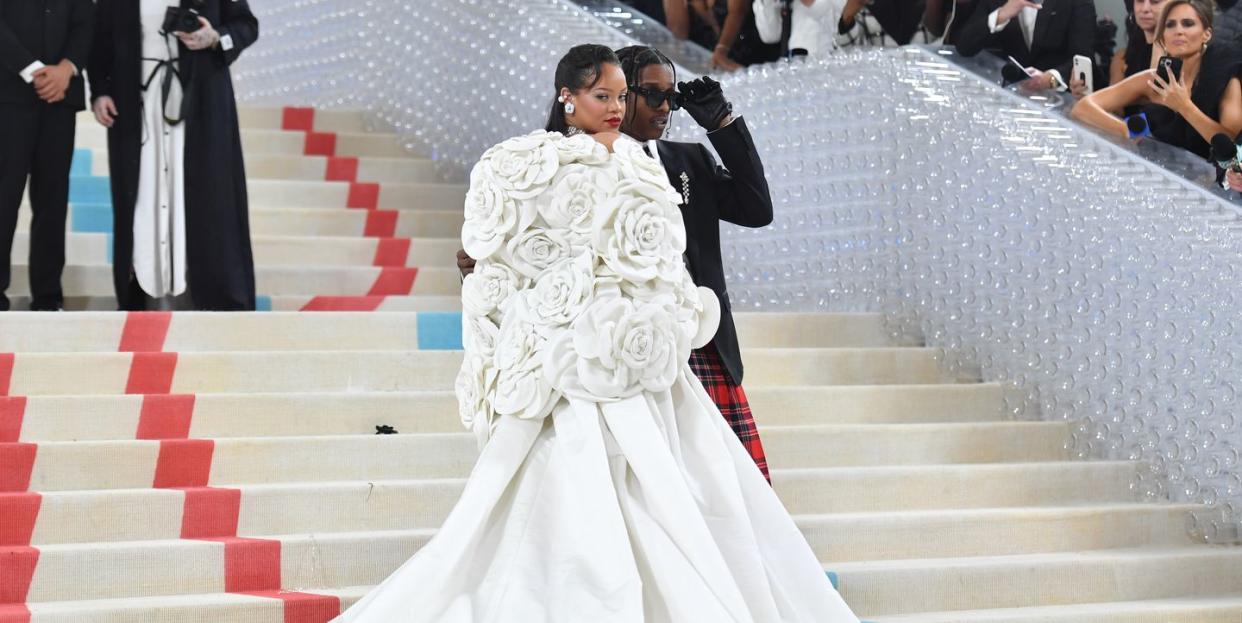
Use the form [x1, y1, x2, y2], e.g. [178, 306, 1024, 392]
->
[1073, 54, 1093, 94]
[1156, 55, 1183, 83]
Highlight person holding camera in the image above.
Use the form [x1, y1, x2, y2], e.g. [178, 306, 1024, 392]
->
[88, 0, 259, 311]
[955, 0, 1096, 92]
[0, 0, 95, 311]
[1072, 0, 1242, 160]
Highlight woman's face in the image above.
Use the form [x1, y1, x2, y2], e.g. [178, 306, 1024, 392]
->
[1134, 0, 1166, 34]
[1160, 3, 1211, 58]
[562, 63, 627, 134]
[622, 64, 676, 142]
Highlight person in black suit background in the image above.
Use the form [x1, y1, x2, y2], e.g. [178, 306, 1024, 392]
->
[955, 0, 1096, 91]
[0, 0, 94, 311]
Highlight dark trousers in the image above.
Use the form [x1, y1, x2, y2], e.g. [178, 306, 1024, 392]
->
[0, 103, 75, 311]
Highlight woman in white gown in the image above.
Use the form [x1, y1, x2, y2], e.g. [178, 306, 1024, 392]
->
[333, 44, 859, 623]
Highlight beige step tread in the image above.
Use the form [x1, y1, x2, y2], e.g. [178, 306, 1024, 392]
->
[75, 126, 410, 158]
[871, 596, 1242, 623]
[761, 421, 1070, 468]
[831, 547, 1242, 616]
[16, 205, 466, 239]
[14, 233, 462, 269]
[246, 179, 465, 211]
[774, 461, 1142, 513]
[7, 265, 462, 297]
[733, 312, 916, 348]
[747, 383, 1004, 425]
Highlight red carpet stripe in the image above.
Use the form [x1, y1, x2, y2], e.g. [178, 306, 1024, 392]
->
[367, 268, 417, 296]
[304, 132, 336, 157]
[198, 537, 283, 593]
[325, 157, 359, 183]
[346, 183, 380, 209]
[152, 439, 214, 489]
[372, 238, 411, 267]
[0, 546, 38, 607]
[126, 352, 178, 395]
[299, 296, 386, 312]
[243, 590, 341, 623]
[0, 602, 32, 623]
[0, 445, 36, 493]
[362, 210, 398, 238]
[0, 398, 26, 443]
[0, 354, 12, 396]
[118, 311, 173, 352]
[281, 107, 315, 132]
[0, 494, 41, 546]
[135, 394, 196, 440]
[180, 487, 241, 539]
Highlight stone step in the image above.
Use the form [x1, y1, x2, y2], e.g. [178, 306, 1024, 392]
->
[16, 473, 1194, 560]
[7, 382, 1008, 444]
[6, 265, 462, 297]
[871, 597, 1242, 623]
[761, 422, 1070, 468]
[732, 312, 910, 348]
[833, 548, 1242, 616]
[74, 126, 410, 158]
[17, 422, 1068, 492]
[71, 148, 436, 183]
[263, 294, 462, 312]
[0, 312, 897, 353]
[13, 233, 461, 269]
[246, 179, 465, 211]
[11, 462, 1146, 545]
[747, 383, 1004, 425]
[17, 205, 465, 239]
[1, 347, 939, 396]
[76, 107, 373, 133]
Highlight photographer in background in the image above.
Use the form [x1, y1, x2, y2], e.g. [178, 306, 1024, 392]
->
[0, 0, 95, 311]
[89, 0, 259, 311]
[955, 0, 1097, 92]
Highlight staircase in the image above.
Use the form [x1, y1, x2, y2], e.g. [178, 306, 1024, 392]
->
[1, 108, 1240, 623]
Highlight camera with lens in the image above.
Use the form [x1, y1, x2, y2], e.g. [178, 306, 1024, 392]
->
[161, 6, 203, 34]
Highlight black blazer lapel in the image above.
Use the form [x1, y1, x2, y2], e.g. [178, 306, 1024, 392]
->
[1031, 0, 1058, 53]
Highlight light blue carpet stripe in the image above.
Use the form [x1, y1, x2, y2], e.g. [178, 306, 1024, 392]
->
[70, 149, 92, 177]
[69, 176, 111, 204]
[417, 311, 463, 350]
[256, 295, 272, 312]
[70, 203, 113, 233]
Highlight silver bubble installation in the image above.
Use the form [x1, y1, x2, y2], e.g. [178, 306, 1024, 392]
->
[232, 2, 1242, 543]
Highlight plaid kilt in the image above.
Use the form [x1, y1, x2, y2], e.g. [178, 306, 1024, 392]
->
[688, 343, 771, 483]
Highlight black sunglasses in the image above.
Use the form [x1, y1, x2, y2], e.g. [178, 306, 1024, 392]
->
[630, 84, 682, 111]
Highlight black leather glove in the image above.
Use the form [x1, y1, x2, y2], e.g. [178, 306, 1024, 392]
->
[677, 76, 733, 131]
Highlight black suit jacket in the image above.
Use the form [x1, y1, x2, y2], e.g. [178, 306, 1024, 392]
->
[656, 117, 772, 385]
[0, 0, 94, 111]
[954, 0, 1095, 81]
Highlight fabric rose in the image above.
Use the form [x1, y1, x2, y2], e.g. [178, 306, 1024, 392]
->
[462, 261, 522, 319]
[461, 166, 519, 260]
[492, 296, 559, 419]
[527, 252, 596, 330]
[556, 133, 610, 166]
[463, 313, 501, 359]
[504, 227, 577, 280]
[478, 131, 561, 200]
[544, 293, 686, 400]
[536, 163, 616, 235]
[594, 179, 687, 284]
[613, 139, 682, 205]
[455, 354, 496, 447]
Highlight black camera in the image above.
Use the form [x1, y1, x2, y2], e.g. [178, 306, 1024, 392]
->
[161, 6, 202, 34]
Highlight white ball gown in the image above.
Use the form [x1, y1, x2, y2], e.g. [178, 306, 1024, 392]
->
[333, 132, 859, 623]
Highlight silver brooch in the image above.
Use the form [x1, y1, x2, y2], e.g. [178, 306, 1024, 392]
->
[679, 172, 691, 205]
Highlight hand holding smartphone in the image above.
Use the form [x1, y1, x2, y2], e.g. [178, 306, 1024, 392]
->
[1156, 55, 1183, 84]
[1072, 54, 1094, 95]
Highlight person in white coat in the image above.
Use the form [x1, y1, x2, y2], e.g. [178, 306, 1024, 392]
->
[752, 0, 849, 57]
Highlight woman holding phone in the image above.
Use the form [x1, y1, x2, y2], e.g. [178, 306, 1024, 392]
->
[1071, 0, 1242, 159]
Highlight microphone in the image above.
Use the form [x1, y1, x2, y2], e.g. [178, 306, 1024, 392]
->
[1124, 113, 1150, 139]
[1211, 132, 1242, 172]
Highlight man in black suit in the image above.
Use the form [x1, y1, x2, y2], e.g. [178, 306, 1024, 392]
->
[615, 45, 774, 481]
[955, 0, 1096, 91]
[0, 0, 94, 311]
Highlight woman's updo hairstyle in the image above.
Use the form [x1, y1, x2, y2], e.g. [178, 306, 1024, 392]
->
[545, 44, 621, 133]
